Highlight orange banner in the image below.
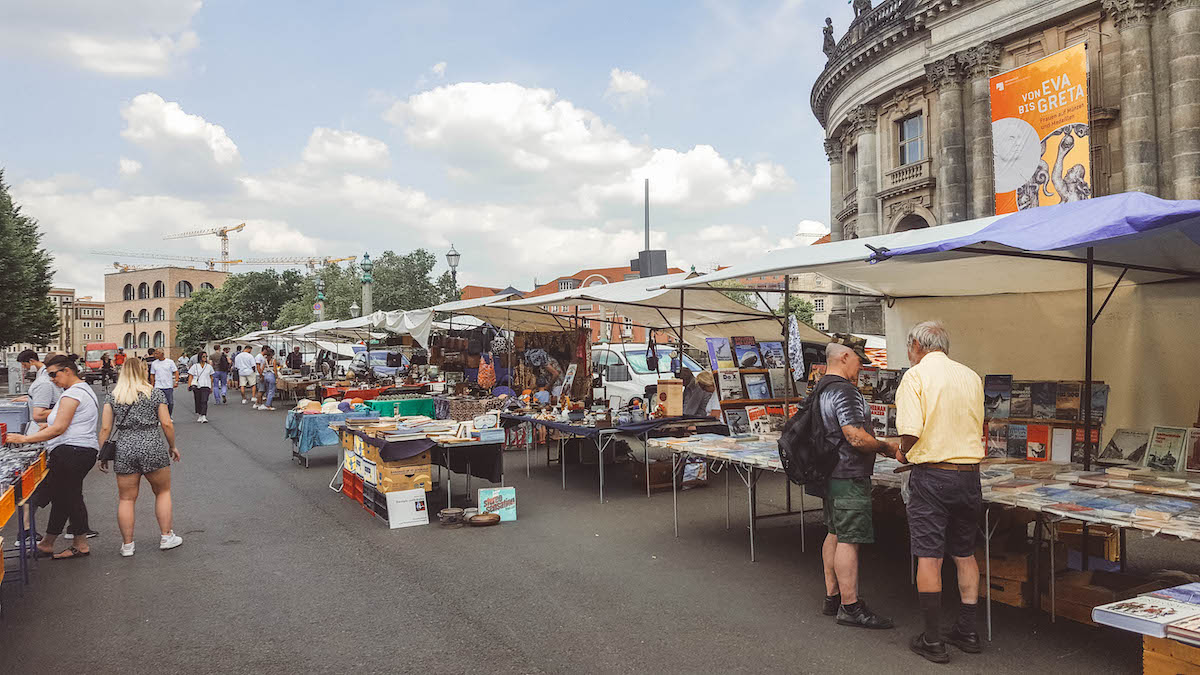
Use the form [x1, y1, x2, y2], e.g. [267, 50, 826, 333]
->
[989, 43, 1091, 215]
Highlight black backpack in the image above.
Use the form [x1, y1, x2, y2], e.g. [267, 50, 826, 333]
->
[777, 376, 846, 486]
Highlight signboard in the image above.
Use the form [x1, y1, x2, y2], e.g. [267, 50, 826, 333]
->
[261, 320, 269, 330]
[478, 486, 517, 522]
[313, 301, 324, 312]
[385, 488, 429, 529]
[989, 43, 1091, 215]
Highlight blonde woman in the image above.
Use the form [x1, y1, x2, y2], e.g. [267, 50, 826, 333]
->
[97, 356, 183, 557]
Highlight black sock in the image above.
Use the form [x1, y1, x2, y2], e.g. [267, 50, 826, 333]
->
[842, 600, 861, 611]
[826, 593, 841, 602]
[957, 601, 977, 634]
[919, 591, 942, 641]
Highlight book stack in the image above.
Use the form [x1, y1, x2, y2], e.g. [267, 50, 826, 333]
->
[1094, 583, 1200, 642]
[983, 376, 1114, 466]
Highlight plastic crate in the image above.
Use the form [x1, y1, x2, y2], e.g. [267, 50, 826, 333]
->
[0, 485, 14, 530]
[20, 452, 47, 499]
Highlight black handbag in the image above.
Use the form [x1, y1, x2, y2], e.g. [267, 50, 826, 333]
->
[99, 400, 134, 463]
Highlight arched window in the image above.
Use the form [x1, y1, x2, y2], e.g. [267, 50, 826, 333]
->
[176, 281, 193, 298]
[138, 309, 150, 322]
[153, 331, 165, 348]
[138, 282, 150, 299]
[124, 310, 134, 323]
[200, 282, 215, 290]
[138, 332, 149, 349]
[123, 284, 134, 301]
[153, 307, 166, 321]
[124, 333, 135, 349]
[153, 281, 165, 298]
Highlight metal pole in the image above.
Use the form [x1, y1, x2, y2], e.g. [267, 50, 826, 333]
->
[644, 178, 650, 251]
[678, 289, 685, 376]
[672, 450, 679, 537]
[748, 468, 757, 562]
[1082, 247, 1095, 570]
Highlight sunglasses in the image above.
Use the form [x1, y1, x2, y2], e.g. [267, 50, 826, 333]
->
[47, 368, 67, 379]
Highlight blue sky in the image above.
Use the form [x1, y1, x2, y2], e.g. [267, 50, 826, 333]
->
[0, 0, 858, 298]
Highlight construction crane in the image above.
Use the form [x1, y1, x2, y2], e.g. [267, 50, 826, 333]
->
[95, 250, 240, 271]
[111, 262, 157, 272]
[238, 256, 357, 272]
[97, 251, 354, 272]
[162, 223, 246, 270]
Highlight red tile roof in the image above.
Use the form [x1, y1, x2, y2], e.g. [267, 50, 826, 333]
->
[524, 265, 684, 298]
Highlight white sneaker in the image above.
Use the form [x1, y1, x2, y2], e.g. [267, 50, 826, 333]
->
[200, 415, 208, 423]
[197, 416, 203, 423]
[241, 398, 247, 404]
[160, 532, 183, 550]
[120, 541, 135, 557]
[263, 406, 275, 411]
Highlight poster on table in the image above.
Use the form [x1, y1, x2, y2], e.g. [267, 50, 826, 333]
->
[989, 43, 1091, 215]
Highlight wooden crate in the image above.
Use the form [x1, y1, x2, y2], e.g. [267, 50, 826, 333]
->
[979, 574, 1030, 608]
[1054, 521, 1120, 562]
[1144, 636, 1200, 675]
[975, 543, 1066, 583]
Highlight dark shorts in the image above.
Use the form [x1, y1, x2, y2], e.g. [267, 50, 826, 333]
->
[822, 477, 874, 545]
[907, 465, 982, 558]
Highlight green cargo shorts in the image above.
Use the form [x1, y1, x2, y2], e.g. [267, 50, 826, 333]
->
[822, 477, 875, 545]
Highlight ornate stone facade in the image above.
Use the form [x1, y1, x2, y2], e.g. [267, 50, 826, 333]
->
[813, 0, 1194, 334]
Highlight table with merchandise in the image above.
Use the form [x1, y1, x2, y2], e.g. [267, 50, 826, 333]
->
[285, 410, 381, 467]
[1, 444, 49, 590]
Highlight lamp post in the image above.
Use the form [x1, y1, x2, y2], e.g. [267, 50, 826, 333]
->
[349, 301, 361, 318]
[360, 252, 374, 315]
[315, 277, 326, 322]
[445, 244, 461, 295]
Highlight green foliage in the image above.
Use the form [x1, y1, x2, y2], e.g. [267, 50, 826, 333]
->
[175, 269, 305, 350]
[711, 279, 758, 309]
[0, 170, 58, 347]
[776, 295, 816, 326]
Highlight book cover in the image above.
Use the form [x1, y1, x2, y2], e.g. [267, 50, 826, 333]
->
[986, 422, 1009, 458]
[1055, 381, 1081, 422]
[706, 338, 735, 371]
[858, 367, 879, 400]
[1088, 382, 1110, 424]
[1145, 426, 1189, 474]
[725, 408, 751, 435]
[1149, 583, 1200, 605]
[477, 486, 517, 522]
[885, 405, 898, 437]
[1166, 614, 1200, 645]
[1010, 381, 1033, 418]
[758, 341, 786, 369]
[746, 405, 770, 434]
[732, 336, 763, 369]
[1092, 597, 1200, 638]
[1007, 424, 1028, 459]
[983, 375, 1013, 420]
[1072, 427, 1101, 464]
[1187, 428, 1200, 473]
[806, 364, 827, 396]
[870, 403, 889, 438]
[765, 404, 787, 432]
[768, 368, 789, 399]
[875, 370, 900, 404]
[717, 370, 743, 401]
[1101, 429, 1150, 465]
[1050, 427, 1072, 463]
[742, 373, 771, 400]
[1031, 381, 1057, 419]
[1026, 424, 1050, 461]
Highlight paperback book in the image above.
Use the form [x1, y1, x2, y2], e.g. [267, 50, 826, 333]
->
[1092, 596, 1200, 638]
[706, 338, 735, 371]
[1188, 428, 1200, 473]
[1101, 429, 1150, 465]
[717, 370, 743, 401]
[1007, 424, 1028, 459]
[725, 409, 751, 435]
[1145, 426, 1189, 474]
[1026, 424, 1050, 461]
[875, 370, 900, 404]
[983, 375, 1012, 420]
[870, 403, 889, 438]
[886, 406, 898, 437]
[732, 336, 763, 369]
[1010, 381, 1033, 418]
[1072, 427, 1101, 464]
[1050, 427, 1072, 464]
[858, 367, 879, 400]
[1055, 381, 1081, 422]
[1088, 382, 1110, 424]
[758, 341, 786, 369]
[1031, 381, 1057, 419]
[768, 369, 789, 399]
[746, 405, 771, 434]
[742, 373, 771, 400]
[986, 422, 1009, 458]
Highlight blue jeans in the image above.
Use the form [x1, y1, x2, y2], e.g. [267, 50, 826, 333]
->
[264, 372, 276, 407]
[212, 371, 229, 403]
[159, 386, 174, 415]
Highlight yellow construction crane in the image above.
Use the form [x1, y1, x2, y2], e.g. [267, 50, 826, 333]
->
[96, 250, 240, 271]
[98, 251, 354, 273]
[162, 223, 246, 271]
[238, 255, 357, 272]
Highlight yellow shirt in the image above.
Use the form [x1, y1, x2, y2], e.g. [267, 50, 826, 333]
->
[895, 351, 984, 464]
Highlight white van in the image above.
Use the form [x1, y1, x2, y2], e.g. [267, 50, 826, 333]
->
[591, 343, 705, 409]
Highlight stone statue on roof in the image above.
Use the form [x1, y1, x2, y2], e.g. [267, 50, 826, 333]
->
[854, 0, 873, 17]
[823, 18, 836, 57]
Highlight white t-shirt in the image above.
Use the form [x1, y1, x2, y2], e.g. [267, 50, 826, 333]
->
[47, 382, 99, 450]
[188, 363, 214, 389]
[233, 351, 256, 373]
[254, 353, 265, 371]
[150, 358, 178, 389]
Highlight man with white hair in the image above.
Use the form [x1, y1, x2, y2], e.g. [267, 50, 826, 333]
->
[894, 321, 985, 664]
[815, 341, 899, 630]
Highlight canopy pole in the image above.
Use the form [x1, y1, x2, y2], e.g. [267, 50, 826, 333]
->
[507, 308, 512, 389]
[678, 289, 685, 375]
[782, 283, 793, 408]
[1083, 247, 1094, 472]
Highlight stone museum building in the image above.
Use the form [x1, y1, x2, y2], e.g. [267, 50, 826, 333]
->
[104, 266, 229, 359]
[814, 0, 1199, 333]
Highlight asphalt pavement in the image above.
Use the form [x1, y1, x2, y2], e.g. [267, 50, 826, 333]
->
[1, 386, 1182, 673]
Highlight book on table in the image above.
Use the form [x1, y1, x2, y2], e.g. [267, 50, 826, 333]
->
[1031, 381, 1057, 419]
[717, 370, 743, 401]
[1072, 427, 1101, 464]
[986, 422, 1008, 458]
[858, 367, 879, 400]
[1145, 426, 1189, 474]
[875, 369, 900, 404]
[1092, 596, 1200, 637]
[725, 409, 750, 435]
[758, 341, 786, 369]
[1026, 424, 1050, 461]
[1187, 428, 1200, 473]
[1006, 424, 1028, 459]
[742, 373, 771, 400]
[767, 368, 788, 399]
[869, 403, 888, 438]
[1102, 429, 1150, 465]
[983, 374, 1012, 420]
[746, 405, 770, 434]
[1166, 614, 1200, 647]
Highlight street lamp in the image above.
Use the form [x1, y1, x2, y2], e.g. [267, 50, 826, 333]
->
[349, 301, 361, 318]
[315, 277, 326, 322]
[446, 244, 461, 290]
[360, 252, 374, 315]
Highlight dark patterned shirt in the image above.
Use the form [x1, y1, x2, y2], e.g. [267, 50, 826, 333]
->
[818, 375, 875, 479]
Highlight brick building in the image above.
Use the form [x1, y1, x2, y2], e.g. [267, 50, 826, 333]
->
[523, 265, 684, 344]
[3, 287, 106, 359]
[104, 266, 229, 359]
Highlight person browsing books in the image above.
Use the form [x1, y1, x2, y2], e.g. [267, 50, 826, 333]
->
[893, 321, 985, 664]
[680, 369, 721, 419]
[812, 342, 898, 630]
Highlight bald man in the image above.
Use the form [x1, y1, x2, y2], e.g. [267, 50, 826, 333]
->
[814, 342, 899, 630]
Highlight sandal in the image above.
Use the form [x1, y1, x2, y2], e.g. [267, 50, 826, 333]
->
[52, 546, 90, 560]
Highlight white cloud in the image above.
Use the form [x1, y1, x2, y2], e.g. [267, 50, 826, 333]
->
[431, 61, 447, 78]
[604, 68, 651, 107]
[118, 157, 142, 176]
[0, 0, 202, 77]
[302, 128, 390, 168]
[120, 92, 240, 169]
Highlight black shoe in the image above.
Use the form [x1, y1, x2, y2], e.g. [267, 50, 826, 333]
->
[836, 601, 895, 629]
[822, 594, 841, 616]
[944, 626, 981, 654]
[910, 633, 950, 664]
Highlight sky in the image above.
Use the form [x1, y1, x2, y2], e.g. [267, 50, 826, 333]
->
[0, 0, 858, 300]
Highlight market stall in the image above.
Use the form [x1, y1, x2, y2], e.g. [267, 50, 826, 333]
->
[285, 408, 381, 467]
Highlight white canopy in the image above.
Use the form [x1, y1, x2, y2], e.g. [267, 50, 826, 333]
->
[431, 292, 519, 313]
[291, 310, 434, 348]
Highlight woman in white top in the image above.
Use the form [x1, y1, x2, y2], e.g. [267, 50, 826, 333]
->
[8, 354, 100, 560]
[187, 350, 215, 423]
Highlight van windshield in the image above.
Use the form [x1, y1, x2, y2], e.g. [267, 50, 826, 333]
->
[625, 350, 702, 375]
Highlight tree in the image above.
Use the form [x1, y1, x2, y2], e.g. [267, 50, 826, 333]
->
[175, 269, 308, 350]
[0, 170, 58, 348]
[776, 295, 816, 327]
[711, 279, 758, 309]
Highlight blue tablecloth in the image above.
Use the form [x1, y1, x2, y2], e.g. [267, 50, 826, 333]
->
[285, 410, 380, 455]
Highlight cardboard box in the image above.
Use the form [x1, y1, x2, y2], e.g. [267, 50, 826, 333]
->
[378, 464, 433, 493]
[382, 450, 431, 468]
[385, 488, 429, 529]
[658, 378, 683, 417]
[979, 574, 1030, 608]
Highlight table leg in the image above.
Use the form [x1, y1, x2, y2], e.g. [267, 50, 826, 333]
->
[16, 502, 28, 585]
[644, 435, 651, 498]
[985, 506, 992, 642]
[560, 438, 566, 490]
[672, 451, 679, 538]
[748, 468, 757, 563]
[1120, 527, 1128, 573]
[799, 488, 806, 554]
[1050, 519, 1056, 623]
[1032, 515, 1043, 613]
[526, 427, 531, 478]
[725, 467, 730, 530]
[786, 481, 792, 513]
[467, 459, 472, 500]
[598, 436, 605, 504]
[447, 447, 453, 509]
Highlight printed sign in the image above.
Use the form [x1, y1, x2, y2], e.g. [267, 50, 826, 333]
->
[990, 43, 1091, 215]
[478, 486, 517, 522]
[385, 488, 429, 529]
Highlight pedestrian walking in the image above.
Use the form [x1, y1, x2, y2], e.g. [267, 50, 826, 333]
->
[233, 345, 257, 404]
[7, 354, 100, 560]
[96, 356, 183, 557]
[894, 321, 985, 664]
[212, 346, 230, 404]
[148, 349, 179, 416]
[257, 348, 279, 411]
[254, 346, 268, 407]
[187, 351, 214, 423]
